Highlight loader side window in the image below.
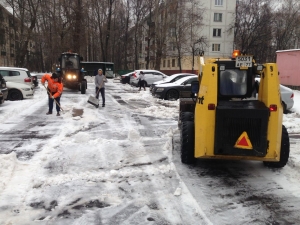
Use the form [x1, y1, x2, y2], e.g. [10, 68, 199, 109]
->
[220, 70, 247, 96]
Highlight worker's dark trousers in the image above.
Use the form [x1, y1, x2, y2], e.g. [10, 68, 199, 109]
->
[49, 96, 61, 112]
[96, 87, 105, 105]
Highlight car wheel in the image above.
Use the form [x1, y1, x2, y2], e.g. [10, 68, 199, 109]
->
[263, 125, 290, 168]
[180, 121, 195, 164]
[8, 89, 23, 101]
[282, 101, 287, 114]
[165, 89, 179, 100]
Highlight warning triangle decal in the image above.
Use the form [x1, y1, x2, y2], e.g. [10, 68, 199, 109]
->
[234, 131, 253, 150]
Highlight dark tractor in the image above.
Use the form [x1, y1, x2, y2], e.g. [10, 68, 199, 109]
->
[58, 52, 87, 94]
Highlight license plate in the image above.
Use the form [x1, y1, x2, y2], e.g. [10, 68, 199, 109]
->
[235, 56, 253, 67]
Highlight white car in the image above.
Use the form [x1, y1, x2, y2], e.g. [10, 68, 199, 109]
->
[5, 81, 34, 101]
[0, 67, 35, 88]
[131, 70, 167, 87]
[255, 78, 294, 113]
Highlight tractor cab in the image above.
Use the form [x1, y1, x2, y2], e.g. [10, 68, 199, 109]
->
[58, 52, 87, 94]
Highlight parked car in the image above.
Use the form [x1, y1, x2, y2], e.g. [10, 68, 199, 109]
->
[131, 70, 168, 87]
[33, 73, 45, 79]
[120, 72, 134, 84]
[0, 67, 34, 88]
[30, 73, 39, 87]
[5, 81, 34, 101]
[0, 90, 4, 104]
[153, 76, 198, 100]
[256, 78, 294, 113]
[0, 73, 8, 100]
[150, 73, 196, 93]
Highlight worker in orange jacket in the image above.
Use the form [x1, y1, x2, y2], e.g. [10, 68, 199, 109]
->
[41, 72, 63, 116]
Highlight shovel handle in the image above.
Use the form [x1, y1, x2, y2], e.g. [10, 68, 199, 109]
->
[43, 84, 64, 111]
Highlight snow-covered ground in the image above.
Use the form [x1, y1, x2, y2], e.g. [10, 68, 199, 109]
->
[0, 78, 300, 224]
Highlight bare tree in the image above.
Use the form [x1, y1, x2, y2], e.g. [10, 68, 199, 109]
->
[5, 0, 41, 68]
[272, 0, 300, 52]
[234, 0, 274, 63]
[163, 0, 204, 72]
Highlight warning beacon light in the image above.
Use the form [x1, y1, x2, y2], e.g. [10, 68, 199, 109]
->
[232, 50, 241, 59]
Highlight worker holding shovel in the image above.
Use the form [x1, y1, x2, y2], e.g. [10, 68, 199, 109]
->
[41, 72, 64, 116]
[95, 69, 107, 107]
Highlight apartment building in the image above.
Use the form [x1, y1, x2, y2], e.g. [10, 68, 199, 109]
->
[136, 0, 236, 75]
[0, 4, 16, 66]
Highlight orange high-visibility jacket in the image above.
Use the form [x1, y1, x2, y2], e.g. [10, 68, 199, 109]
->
[41, 74, 63, 98]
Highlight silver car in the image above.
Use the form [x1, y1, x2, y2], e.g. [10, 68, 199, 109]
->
[256, 78, 294, 113]
[131, 70, 167, 87]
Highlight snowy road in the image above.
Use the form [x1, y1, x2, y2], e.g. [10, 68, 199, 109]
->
[0, 78, 300, 224]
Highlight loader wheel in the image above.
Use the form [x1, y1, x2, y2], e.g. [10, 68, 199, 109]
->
[81, 81, 87, 94]
[180, 121, 195, 164]
[178, 112, 194, 129]
[263, 125, 290, 168]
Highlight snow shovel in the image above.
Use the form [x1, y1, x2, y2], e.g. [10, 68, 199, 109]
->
[87, 80, 104, 108]
[42, 84, 64, 112]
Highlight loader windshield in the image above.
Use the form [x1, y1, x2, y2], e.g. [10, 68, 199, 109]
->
[219, 69, 247, 96]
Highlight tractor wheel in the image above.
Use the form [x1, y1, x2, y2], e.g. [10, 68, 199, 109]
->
[180, 121, 195, 164]
[165, 89, 179, 100]
[81, 81, 87, 94]
[263, 125, 290, 168]
[178, 112, 194, 129]
[8, 89, 23, 101]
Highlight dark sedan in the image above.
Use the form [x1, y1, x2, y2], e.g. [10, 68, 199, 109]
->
[30, 73, 39, 87]
[150, 73, 196, 93]
[120, 72, 134, 84]
[152, 76, 198, 100]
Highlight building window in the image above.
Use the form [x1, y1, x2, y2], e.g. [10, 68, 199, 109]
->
[163, 60, 166, 67]
[212, 44, 220, 51]
[172, 59, 175, 67]
[214, 13, 222, 22]
[167, 60, 170, 67]
[213, 28, 221, 37]
[170, 42, 176, 51]
[215, 0, 223, 6]
[170, 28, 176, 37]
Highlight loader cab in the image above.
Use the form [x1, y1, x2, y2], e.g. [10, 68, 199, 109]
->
[216, 60, 256, 100]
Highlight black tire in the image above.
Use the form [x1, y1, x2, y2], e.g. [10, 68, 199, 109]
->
[8, 89, 23, 101]
[263, 125, 290, 168]
[178, 111, 194, 129]
[165, 89, 179, 100]
[282, 101, 287, 114]
[180, 121, 195, 164]
[81, 81, 86, 94]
